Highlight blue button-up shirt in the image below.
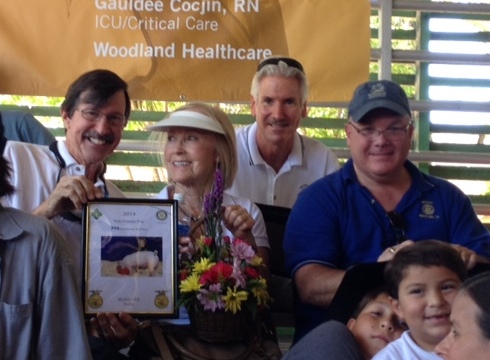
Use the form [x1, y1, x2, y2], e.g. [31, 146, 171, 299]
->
[0, 206, 91, 359]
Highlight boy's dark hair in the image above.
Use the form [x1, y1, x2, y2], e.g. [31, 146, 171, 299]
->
[385, 239, 467, 299]
[350, 286, 388, 319]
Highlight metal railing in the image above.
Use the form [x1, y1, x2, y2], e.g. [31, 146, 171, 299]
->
[117, 139, 490, 165]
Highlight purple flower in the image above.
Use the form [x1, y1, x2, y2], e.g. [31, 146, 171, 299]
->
[197, 283, 225, 312]
[203, 191, 213, 217]
[231, 264, 247, 288]
[203, 169, 225, 241]
[213, 169, 224, 207]
[230, 239, 255, 262]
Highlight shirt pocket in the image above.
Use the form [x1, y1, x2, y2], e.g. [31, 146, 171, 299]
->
[0, 302, 33, 359]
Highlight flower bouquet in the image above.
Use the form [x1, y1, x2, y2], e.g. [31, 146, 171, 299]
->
[178, 169, 270, 342]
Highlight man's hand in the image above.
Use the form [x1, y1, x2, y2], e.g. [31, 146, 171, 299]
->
[88, 312, 139, 350]
[178, 236, 194, 257]
[450, 244, 479, 269]
[377, 239, 414, 262]
[378, 241, 481, 269]
[33, 175, 104, 219]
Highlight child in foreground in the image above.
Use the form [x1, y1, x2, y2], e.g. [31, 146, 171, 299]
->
[284, 286, 406, 360]
[373, 240, 467, 360]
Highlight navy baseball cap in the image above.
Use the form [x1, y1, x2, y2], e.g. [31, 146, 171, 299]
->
[348, 80, 411, 123]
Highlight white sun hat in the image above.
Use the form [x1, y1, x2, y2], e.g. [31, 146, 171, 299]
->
[146, 110, 225, 135]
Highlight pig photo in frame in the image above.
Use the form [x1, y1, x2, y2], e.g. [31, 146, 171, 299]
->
[82, 198, 178, 318]
[101, 236, 163, 277]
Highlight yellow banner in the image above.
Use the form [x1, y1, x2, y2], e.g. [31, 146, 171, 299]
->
[0, 0, 370, 102]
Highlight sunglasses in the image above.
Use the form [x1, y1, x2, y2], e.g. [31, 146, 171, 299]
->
[387, 211, 408, 245]
[256, 57, 305, 73]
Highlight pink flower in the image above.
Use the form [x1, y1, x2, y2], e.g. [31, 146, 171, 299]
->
[197, 283, 225, 312]
[230, 239, 255, 262]
[231, 264, 247, 288]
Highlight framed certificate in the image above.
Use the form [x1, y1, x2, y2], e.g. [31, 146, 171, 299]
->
[82, 198, 178, 317]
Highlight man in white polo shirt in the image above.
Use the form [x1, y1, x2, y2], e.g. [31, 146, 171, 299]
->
[2, 69, 128, 274]
[228, 57, 339, 208]
[1, 69, 139, 357]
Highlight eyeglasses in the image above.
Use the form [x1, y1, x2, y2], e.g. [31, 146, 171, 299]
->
[387, 211, 407, 245]
[349, 121, 412, 141]
[257, 57, 305, 73]
[76, 108, 127, 128]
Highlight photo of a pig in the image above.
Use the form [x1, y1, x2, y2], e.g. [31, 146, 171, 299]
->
[100, 236, 164, 277]
[118, 250, 160, 276]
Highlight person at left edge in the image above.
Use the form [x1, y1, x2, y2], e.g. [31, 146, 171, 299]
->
[0, 155, 91, 360]
[0, 69, 140, 356]
[0, 110, 56, 145]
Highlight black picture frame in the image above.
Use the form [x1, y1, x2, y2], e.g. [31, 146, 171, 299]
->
[82, 198, 179, 318]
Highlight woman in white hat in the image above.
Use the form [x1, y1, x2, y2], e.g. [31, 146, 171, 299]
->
[147, 102, 270, 274]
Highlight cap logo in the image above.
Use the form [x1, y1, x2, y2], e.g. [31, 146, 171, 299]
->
[348, 80, 411, 123]
[368, 83, 387, 100]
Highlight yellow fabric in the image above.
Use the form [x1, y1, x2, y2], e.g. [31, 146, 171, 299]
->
[0, 0, 370, 101]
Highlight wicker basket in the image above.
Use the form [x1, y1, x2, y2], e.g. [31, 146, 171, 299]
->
[189, 309, 248, 342]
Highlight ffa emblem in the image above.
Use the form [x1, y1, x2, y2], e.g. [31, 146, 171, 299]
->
[88, 290, 103, 309]
[154, 290, 169, 309]
[91, 208, 103, 220]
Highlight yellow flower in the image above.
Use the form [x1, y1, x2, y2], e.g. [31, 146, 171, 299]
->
[251, 278, 270, 306]
[224, 286, 248, 314]
[249, 255, 263, 267]
[180, 273, 201, 293]
[195, 235, 206, 249]
[193, 258, 215, 274]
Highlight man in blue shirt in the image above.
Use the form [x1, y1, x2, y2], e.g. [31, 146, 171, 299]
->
[284, 79, 490, 343]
